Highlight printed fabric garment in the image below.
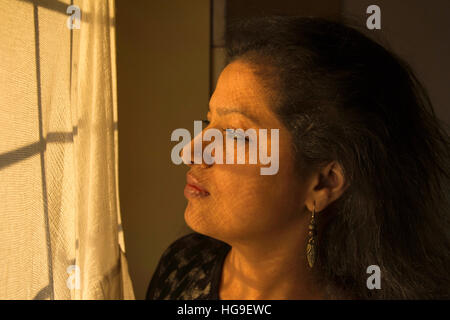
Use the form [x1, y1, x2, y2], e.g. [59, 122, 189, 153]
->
[146, 232, 231, 300]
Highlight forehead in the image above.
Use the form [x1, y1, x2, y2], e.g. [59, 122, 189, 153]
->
[209, 60, 277, 123]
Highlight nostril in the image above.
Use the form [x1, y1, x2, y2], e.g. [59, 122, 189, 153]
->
[201, 162, 212, 169]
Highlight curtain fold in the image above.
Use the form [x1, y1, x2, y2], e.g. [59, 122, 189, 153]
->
[0, 0, 135, 299]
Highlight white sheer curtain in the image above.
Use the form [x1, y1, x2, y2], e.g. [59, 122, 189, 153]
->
[0, 0, 134, 299]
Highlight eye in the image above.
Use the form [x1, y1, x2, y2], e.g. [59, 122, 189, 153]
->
[224, 128, 250, 142]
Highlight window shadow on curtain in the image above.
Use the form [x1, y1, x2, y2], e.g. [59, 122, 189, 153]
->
[0, 0, 134, 299]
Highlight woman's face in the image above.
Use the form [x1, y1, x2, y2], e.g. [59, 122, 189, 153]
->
[184, 60, 311, 243]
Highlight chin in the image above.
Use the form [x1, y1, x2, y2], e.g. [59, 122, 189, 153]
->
[184, 203, 207, 233]
[184, 205, 222, 240]
[183, 202, 252, 243]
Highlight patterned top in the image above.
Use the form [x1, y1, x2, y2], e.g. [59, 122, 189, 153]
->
[146, 232, 231, 300]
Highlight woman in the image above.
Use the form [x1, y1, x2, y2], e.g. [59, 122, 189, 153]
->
[146, 16, 450, 299]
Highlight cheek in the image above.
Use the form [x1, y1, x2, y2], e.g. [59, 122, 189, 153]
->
[185, 135, 303, 239]
[210, 165, 264, 211]
[211, 157, 300, 226]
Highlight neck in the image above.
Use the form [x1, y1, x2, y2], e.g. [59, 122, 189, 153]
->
[218, 216, 325, 300]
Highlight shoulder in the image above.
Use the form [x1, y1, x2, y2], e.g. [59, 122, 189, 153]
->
[157, 232, 229, 274]
[146, 232, 230, 300]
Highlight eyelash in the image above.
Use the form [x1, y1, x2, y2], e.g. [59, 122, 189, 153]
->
[201, 119, 249, 142]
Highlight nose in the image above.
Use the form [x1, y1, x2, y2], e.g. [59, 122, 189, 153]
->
[180, 131, 213, 168]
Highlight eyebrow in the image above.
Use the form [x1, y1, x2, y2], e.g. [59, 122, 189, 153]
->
[212, 107, 262, 126]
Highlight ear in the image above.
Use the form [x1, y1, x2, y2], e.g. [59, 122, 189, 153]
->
[305, 161, 349, 213]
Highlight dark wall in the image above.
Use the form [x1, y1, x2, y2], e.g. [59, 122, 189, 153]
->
[343, 0, 450, 129]
[227, 0, 341, 21]
[115, 0, 211, 299]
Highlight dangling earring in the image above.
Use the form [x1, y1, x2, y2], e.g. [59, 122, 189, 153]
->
[306, 201, 317, 268]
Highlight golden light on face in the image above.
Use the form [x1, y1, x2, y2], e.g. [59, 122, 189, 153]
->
[183, 60, 310, 244]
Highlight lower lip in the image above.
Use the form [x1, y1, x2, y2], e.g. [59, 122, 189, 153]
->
[184, 184, 210, 199]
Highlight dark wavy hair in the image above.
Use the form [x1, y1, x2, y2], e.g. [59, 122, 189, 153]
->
[225, 16, 450, 299]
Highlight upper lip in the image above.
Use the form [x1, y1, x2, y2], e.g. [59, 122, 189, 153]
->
[186, 172, 209, 194]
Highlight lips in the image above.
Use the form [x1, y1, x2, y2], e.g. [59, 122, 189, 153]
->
[184, 172, 210, 198]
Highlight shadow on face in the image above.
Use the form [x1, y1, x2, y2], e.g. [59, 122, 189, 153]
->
[183, 60, 310, 243]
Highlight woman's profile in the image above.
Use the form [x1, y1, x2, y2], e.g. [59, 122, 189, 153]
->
[146, 16, 450, 300]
